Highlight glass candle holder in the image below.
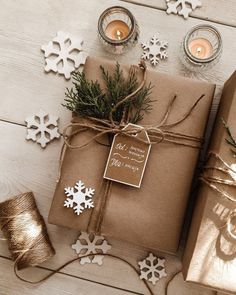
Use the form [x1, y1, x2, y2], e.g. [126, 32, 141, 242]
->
[180, 25, 222, 72]
[98, 6, 139, 54]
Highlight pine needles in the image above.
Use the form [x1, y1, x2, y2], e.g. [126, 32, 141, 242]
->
[222, 118, 236, 156]
[63, 63, 153, 124]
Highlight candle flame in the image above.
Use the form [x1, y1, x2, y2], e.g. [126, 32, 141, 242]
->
[196, 46, 202, 56]
[116, 30, 122, 40]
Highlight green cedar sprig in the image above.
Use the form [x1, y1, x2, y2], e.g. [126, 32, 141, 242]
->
[63, 63, 153, 124]
[222, 118, 236, 156]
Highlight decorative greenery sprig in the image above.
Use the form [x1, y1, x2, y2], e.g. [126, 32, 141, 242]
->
[222, 118, 236, 156]
[63, 63, 153, 124]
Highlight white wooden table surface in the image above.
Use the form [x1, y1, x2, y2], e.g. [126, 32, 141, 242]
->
[0, 1, 236, 294]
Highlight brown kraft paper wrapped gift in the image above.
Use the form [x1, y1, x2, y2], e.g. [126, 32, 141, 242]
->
[48, 56, 215, 254]
[183, 71, 236, 293]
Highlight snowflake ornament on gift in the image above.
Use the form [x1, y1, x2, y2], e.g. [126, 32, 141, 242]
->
[41, 31, 87, 79]
[25, 109, 60, 148]
[166, 0, 202, 19]
[141, 35, 168, 66]
[64, 180, 94, 215]
[138, 253, 167, 285]
[72, 231, 111, 265]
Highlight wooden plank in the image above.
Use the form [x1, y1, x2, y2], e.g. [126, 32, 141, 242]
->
[120, 0, 236, 27]
[0, 121, 215, 295]
[0, 257, 134, 295]
[0, 0, 235, 129]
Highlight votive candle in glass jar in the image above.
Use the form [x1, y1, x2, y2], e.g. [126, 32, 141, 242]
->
[98, 6, 139, 54]
[180, 25, 222, 72]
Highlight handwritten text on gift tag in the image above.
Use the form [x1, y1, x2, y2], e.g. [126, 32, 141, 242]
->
[104, 124, 151, 188]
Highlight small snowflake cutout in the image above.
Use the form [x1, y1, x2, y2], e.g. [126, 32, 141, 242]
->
[64, 180, 94, 215]
[41, 31, 87, 79]
[25, 109, 60, 148]
[166, 0, 202, 19]
[141, 35, 168, 66]
[72, 231, 111, 265]
[138, 253, 167, 285]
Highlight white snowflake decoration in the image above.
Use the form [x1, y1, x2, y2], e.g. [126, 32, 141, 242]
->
[25, 109, 60, 148]
[72, 231, 111, 265]
[64, 180, 94, 215]
[141, 35, 168, 66]
[138, 253, 167, 285]
[41, 31, 87, 79]
[166, 0, 202, 19]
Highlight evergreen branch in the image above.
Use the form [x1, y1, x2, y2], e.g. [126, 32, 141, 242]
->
[63, 64, 153, 125]
[222, 118, 236, 156]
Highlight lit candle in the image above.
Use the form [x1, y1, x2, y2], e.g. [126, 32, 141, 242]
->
[98, 6, 139, 54]
[181, 25, 222, 71]
[188, 38, 213, 59]
[105, 20, 130, 41]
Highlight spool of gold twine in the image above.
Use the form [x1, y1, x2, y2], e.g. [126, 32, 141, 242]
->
[0, 192, 55, 271]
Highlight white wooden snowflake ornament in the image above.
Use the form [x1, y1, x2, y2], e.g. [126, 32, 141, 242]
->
[41, 31, 87, 79]
[25, 109, 60, 148]
[166, 0, 202, 19]
[64, 180, 94, 215]
[141, 35, 168, 66]
[138, 253, 167, 285]
[72, 232, 111, 265]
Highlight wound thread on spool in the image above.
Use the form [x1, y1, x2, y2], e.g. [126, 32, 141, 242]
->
[0, 192, 55, 270]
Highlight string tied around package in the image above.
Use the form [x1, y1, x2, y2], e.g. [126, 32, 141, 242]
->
[58, 60, 205, 236]
[61, 60, 205, 156]
[200, 151, 236, 240]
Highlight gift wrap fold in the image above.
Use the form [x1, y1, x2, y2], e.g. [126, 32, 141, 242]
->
[183, 71, 236, 293]
[49, 56, 215, 254]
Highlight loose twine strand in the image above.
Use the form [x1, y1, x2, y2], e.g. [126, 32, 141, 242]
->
[200, 151, 236, 240]
[0, 192, 154, 294]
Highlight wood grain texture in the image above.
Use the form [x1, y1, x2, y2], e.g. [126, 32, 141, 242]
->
[0, 0, 236, 127]
[120, 0, 236, 27]
[0, 0, 235, 294]
[0, 257, 134, 295]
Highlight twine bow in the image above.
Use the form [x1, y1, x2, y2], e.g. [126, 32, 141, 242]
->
[61, 60, 204, 153]
[200, 151, 236, 240]
[62, 93, 204, 151]
[60, 61, 205, 156]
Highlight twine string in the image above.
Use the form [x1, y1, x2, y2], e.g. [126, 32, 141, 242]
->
[13, 252, 154, 295]
[200, 152, 236, 240]
[0, 192, 55, 270]
[62, 93, 204, 151]
[0, 192, 155, 293]
[58, 62, 205, 236]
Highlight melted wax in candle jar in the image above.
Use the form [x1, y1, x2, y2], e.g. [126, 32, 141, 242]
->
[105, 20, 130, 41]
[189, 38, 214, 59]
